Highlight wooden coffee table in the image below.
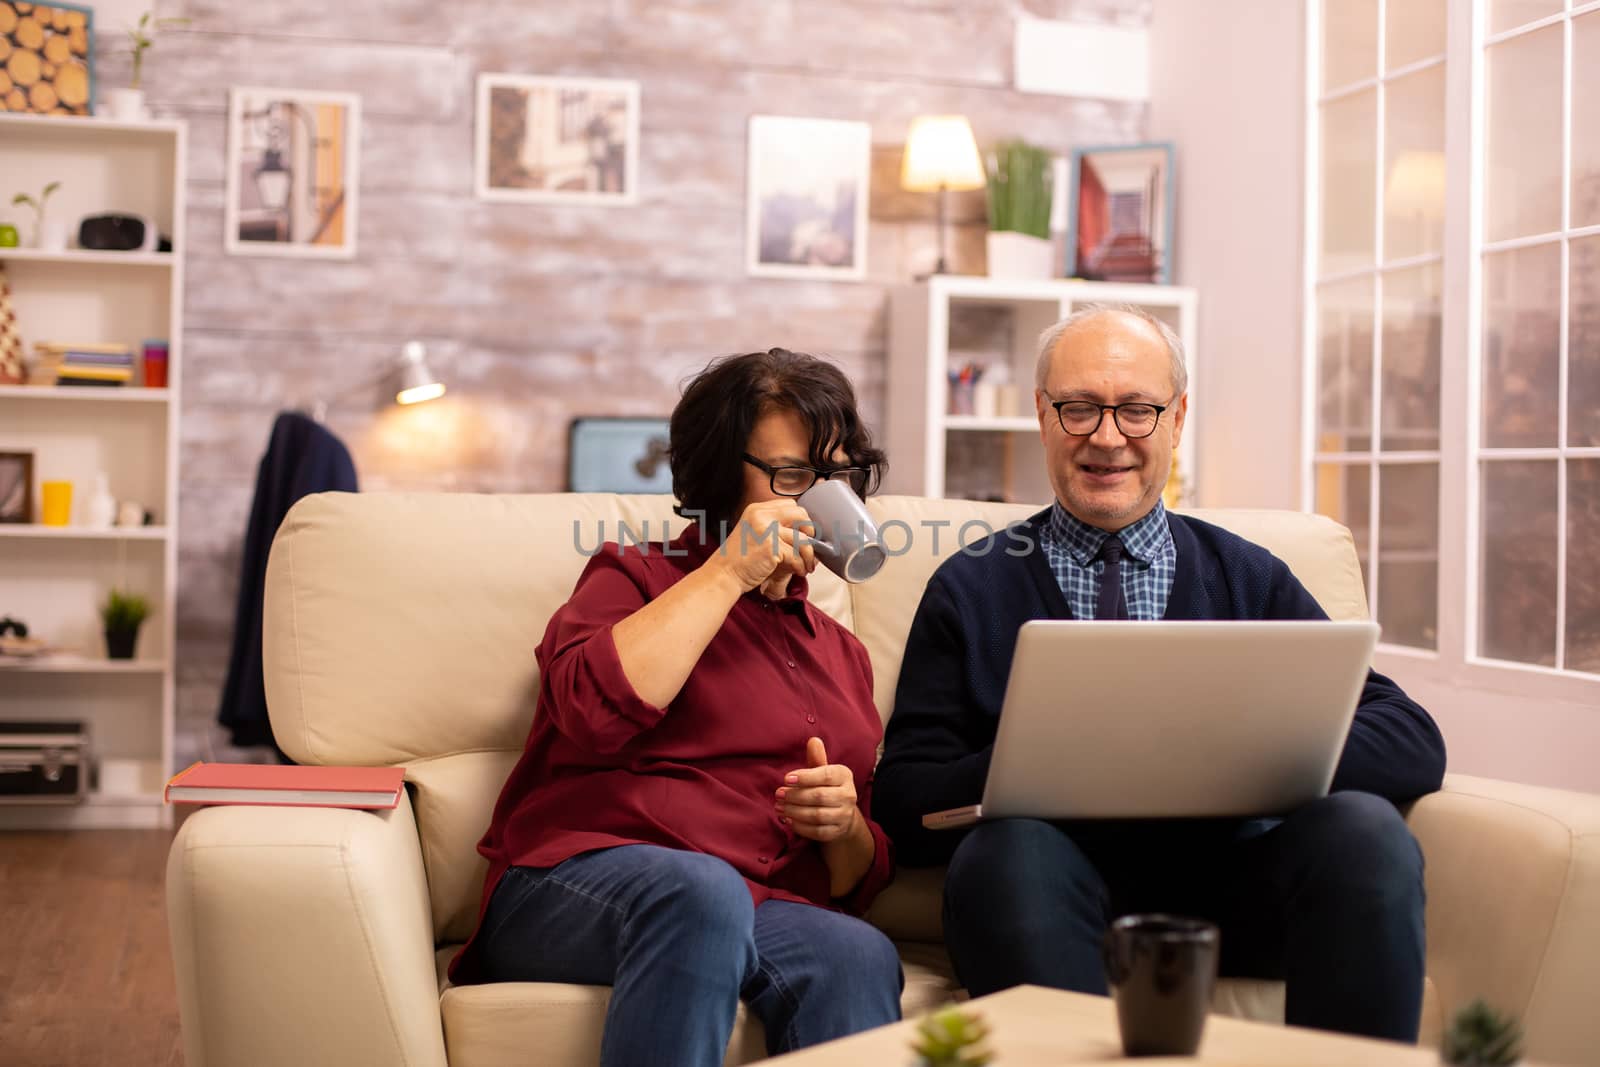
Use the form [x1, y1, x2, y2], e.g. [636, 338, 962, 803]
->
[767, 985, 1454, 1065]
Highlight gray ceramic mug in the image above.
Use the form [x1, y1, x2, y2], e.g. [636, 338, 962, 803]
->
[796, 479, 887, 583]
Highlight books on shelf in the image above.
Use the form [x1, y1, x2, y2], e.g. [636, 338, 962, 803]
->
[163, 762, 407, 809]
[33, 341, 135, 386]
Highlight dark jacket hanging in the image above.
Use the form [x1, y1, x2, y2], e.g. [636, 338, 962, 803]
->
[218, 411, 358, 757]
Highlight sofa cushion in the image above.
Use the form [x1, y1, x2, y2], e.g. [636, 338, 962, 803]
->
[434, 944, 957, 1067]
[854, 497, 1040, 722]
[407, 751, 518, 944]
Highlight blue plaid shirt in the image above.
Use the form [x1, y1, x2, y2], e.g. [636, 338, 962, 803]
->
[1038, 500, 1177, 621]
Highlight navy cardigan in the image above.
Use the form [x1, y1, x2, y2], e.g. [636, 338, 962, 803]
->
[874, 509, 1448, 866]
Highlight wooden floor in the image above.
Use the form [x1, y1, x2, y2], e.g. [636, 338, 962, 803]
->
[0, 830, 184, 1066]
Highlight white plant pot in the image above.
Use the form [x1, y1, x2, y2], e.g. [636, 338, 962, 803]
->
[36, 220, 69, 252]
[986, 231, 1055, 280]
[105, 87, 148, 122]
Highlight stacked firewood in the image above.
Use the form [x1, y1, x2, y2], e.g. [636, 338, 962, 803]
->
[0, 2, 92, 116]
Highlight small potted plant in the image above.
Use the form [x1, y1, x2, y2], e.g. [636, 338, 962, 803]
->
[910, 1005, 993, 1067]
[107, 11, 190, 121]
[1441, 999, 1523, 1066]
[100, 589, 150, 661]
[984, 139, 1055, 280]
[12, 182, 64, 251]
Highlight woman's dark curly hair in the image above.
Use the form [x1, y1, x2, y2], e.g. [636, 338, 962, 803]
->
[669, 347, 886, 536]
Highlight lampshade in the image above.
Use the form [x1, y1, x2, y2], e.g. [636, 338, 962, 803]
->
[394, 340, 446, 406]
[901, 116, 986, 192]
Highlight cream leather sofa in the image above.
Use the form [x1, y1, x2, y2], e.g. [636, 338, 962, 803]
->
[167, 493, 1600, 1067]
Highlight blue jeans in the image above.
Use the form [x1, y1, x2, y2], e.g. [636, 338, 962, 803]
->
[466, 845, 903, 1066]
[941, 791, 1426, 1042]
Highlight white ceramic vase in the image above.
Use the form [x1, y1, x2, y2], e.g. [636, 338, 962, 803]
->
[35, 220, 68, 252]
[986, 231, 1055, 280]
[105, 88, 148, 122]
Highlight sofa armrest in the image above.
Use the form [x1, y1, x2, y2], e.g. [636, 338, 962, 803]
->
[166, 790, 447, 1067]
[1407, 773, 1600, 1066]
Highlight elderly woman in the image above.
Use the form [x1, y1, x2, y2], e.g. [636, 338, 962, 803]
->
[449, 348, 903, 1065]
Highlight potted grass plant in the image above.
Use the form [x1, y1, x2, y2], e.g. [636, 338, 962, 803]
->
[984, 139, 1055, 280]
[100, 589, 150, 660]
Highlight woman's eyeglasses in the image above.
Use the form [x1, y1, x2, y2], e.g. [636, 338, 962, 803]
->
[742, 453, 869, 497]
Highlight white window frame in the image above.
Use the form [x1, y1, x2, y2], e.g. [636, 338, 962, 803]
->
[1303, 0, 1600, 705]
[1302, 0, 1447, 653]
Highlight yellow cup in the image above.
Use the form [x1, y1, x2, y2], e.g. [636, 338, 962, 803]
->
[40, 480, 73, 526]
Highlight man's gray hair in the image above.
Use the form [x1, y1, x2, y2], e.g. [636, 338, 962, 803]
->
[1034, 303, 1188, 397]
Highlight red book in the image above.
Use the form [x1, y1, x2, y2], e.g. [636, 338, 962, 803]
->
[164, 762, 406, 809]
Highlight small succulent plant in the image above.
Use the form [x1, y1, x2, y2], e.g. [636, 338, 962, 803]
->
[910, 1005, 993, 1067]
[1441, 999, 1523, 1066]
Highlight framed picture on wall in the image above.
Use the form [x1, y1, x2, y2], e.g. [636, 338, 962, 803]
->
[566, 417, 672, 493]
[1066, 142, 1175, 285]
[0, 1, 94, 116]
[0, 451, 33, 523]
[475, 73, 640, 204]
[225, 87, 361, 258]
[746, 116, 869, 281]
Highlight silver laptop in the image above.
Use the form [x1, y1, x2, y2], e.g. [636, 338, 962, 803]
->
[922, 620, 1380, 828]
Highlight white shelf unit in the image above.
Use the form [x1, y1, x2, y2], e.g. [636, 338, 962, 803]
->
[0, 113, 186, 830]
[886, 276, 1199, 505]
[0, 384, 171, 403]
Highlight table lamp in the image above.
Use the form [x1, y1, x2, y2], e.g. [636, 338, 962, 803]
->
[901, 115, 986, 275]
[311, 340, 446, 420]
[394, 340, 446, 406]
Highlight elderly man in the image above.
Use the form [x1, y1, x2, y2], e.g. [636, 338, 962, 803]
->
[875, 305, 1446, 1042]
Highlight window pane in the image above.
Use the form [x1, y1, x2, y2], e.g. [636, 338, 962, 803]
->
[1316, 462, 1372, 582]
[1573, 236, 1600, 447]
[1386, 0, 1446, 70]
[1384, 67, 1446, 261]
[1324, 0, 1378, 92]
[1483, 243, 1561, 448]
[1575, 12, 1600, 229]
[1485, 26, 1563, 243]
[1381, 264, 1442, 451]
[1488, 0, 1562, 37]
[1321, 91, 1377, 276]
[1317, 278, 1374, 452]
[1479, 461, 1558, 666]
[1378, 463, 1438, 649]
[1568, 459, 1600, 674]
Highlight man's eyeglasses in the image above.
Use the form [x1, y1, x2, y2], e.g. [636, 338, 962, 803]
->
[742, 453, 869, 497]
[1044, 396, 1171, 439]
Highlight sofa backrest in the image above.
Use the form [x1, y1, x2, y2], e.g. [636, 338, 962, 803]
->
[263, 491, 1368, 943]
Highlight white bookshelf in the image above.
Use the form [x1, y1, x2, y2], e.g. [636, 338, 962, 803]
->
[886, 276, 1199, 505]
[0, 248, 176, 268]
[0, 654, 168, 674]
[0, 384, 171, 403]
[0, 113, 186, 830]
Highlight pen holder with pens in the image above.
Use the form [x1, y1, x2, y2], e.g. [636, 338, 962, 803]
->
[948, 363, 980, 416]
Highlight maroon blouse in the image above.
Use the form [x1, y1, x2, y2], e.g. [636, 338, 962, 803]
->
[451, 524, 894, 980]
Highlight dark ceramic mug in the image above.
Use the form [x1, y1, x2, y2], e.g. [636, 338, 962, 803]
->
[1102, 913, 1220, 1057]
